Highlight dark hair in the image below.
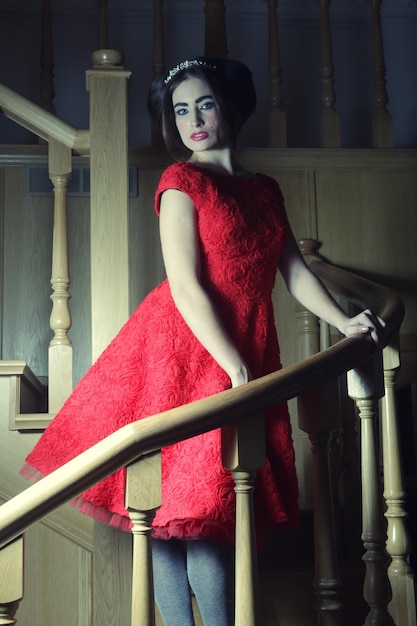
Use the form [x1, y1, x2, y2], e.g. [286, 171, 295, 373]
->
[147, 56, 257, 160]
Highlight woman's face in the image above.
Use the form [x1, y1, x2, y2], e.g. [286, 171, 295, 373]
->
[171, 77, 226, 153]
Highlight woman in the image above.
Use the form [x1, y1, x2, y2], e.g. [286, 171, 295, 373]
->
[22, 57, 383, 626]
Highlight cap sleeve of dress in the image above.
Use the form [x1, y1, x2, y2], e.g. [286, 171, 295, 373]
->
[154, 162, 198, 216]
[259, 173, 291, 236]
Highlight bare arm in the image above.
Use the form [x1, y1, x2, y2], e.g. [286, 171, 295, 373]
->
[159, 188, 252, 387]
[278, 232, 385, 344]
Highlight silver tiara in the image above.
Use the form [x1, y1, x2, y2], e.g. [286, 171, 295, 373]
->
[164, 59, 216, 84]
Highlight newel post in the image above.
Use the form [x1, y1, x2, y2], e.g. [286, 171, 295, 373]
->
[222, 414, 266, 626]
[86, 50, 131, 361]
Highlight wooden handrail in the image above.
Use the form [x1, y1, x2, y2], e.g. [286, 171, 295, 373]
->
[0, 83, 89, 153]
[0, 258, 403, 550]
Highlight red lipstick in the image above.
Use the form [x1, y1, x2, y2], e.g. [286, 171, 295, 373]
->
[190, 131, 209, 141]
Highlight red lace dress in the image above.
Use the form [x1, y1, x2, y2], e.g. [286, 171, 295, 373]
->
[22, 162, 299, 543]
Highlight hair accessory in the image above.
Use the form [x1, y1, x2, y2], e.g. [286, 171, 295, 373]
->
[164, 59, 216, 84]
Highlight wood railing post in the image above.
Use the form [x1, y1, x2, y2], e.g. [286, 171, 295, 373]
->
[381, 338, 416, 626]
[267, 0, 287, 147]
[222, 415, 265, 626]
[40, 0, 56, 115]
[318, 0, 340, 147]
[0, 536, 23, 625]
[369, 0, 393, 147]
[347, 356, 395, 626]
[48, 139, 73, 412]
[151, 0, 165, 146]
[126, 451, 162, 626]
[298, 384, 342, 626]
[204, 0, 228, 58]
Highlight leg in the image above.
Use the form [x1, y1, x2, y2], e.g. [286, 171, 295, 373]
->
[186, 539, 235, 626]
[152, 538, 195, 626]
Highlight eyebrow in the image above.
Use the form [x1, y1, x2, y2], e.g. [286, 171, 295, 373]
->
[173, 95, 214, 109]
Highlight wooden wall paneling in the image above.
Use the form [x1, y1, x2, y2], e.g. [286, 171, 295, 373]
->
[314, 169, 417, 335]
[3, 168, 53, 378]
[128, 167, 166, 314]
[0, 168, 4, 359]
[15, 523, 92, 626]
[93, 522, 132, 626]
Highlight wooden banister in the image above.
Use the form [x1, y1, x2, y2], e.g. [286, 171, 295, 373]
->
[0, 83, 89, 153]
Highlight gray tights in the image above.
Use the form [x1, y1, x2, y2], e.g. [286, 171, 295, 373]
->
[152, 538, 234, 626]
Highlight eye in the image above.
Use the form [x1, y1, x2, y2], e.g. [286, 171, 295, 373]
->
[201, 101, 214, 111]
[175, 107, 188, 116]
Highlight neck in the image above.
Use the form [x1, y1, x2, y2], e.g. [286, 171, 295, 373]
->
[189, 149, 241, 176]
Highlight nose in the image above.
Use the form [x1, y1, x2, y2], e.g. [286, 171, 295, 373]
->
[190, 107, 203, 127]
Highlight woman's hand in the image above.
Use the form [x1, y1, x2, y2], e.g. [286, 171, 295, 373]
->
[339, 308, 386, 346]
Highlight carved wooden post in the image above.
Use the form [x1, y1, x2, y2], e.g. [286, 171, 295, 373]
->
[298, 383, 342, 626]
[86, 51, 131, 361]
[369, 0, 393, 147]
[297, 239, 321, 509]
[0, 536, 23, 625]
[222, 415, 265, 626]
[152, 0, 165, 80]
[48, 139, 73, 412]
[381, 339, 416, 626]
[347, 356, 395, 626]
[267, 0, 287, 147]
[40, 0, 56, 115]
[126, 452, 162, 626]
[204, 0, 228, 59]
[338, 375, 363, 556]
[151, 0, 165, 146]
[317, 0, 340, 147]
[98, 0, 109, 49]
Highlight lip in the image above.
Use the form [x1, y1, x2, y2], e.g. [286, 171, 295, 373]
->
[190, 131, 209, 141]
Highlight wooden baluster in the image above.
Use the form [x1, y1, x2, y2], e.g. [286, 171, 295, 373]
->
[338, 375, 363, 556]
[381, 339, 416, 626]
[98, 0, 109, 49]
[267, 0, 287, 147]
[40, 0, 56, 115]
[317, 0, 340, 147]
[151, 0, 165, 147]
[222, 415, 265, 626]
[204, 0, 228, 59]
[152, 0, 165, 80]
[299, 385, 342, 626]
[369, 0, 393, 147]
[48, 139, 73, 412]
[320, 319, 331, 351]
[126, 452, 162, 626]
[347, 358, 395, 626]
[296, 239, 321, 509]
[0, 536, 23, 625]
